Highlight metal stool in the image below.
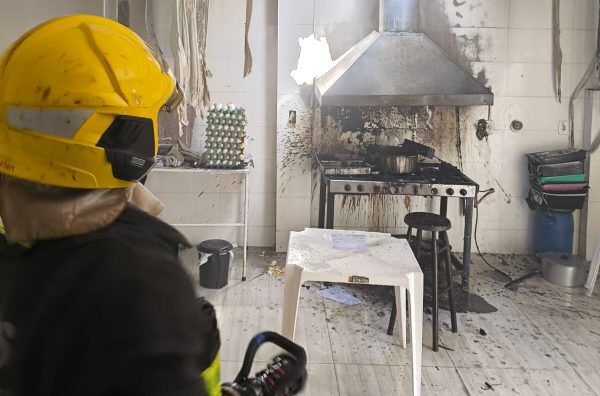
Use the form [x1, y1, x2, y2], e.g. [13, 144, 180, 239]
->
[388, 212, 458, 351]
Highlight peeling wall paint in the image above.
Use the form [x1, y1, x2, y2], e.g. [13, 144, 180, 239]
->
[277, 90, 314, 170]
[290, 34, 335, 85]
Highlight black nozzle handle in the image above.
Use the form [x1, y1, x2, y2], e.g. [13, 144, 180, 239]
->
[233, 331, 307, 384]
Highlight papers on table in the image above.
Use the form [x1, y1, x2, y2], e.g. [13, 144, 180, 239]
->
[331, 233, 368, 253]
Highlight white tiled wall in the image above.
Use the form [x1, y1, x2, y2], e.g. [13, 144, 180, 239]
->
[145, 170, 275, 246]
[276, 0, 315, 251]
[276, 0, 600, 253]
[146, 0, 278, 247]
[0, 0, 278, 247]
[486, 0, 597, 254]
[0, 0, 104, 51]
[580, 90, 600, 260]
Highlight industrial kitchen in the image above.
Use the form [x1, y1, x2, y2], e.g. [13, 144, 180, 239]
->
[0, 0, 599, 395]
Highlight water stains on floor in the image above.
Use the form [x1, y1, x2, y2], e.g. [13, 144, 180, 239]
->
[179, 247, 600, 395]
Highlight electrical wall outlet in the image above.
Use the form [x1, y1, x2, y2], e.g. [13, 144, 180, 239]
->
[476, 118, 494, 140]
[558, 120, 568, 135]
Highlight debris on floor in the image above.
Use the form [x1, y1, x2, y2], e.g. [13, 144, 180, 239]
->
[267, 260, 285, 277]
[189, 247, 600, 394]
[318, 286, 361, 305]
[482, 381, 501, 391]
[479, 328, 487, 336]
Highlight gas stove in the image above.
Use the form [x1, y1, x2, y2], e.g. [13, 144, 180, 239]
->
[322, 161, 478, 198]
[315, 150, 479, 290]
[316, 152, 479, 290]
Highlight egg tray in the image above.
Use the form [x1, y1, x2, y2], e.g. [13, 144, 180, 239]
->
[204, 103, 247, 169]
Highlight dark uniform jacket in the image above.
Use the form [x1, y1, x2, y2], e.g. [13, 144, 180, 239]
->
[0, 205, 219, 396]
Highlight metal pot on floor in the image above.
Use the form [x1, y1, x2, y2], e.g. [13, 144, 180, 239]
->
[539, 252, 588, 287]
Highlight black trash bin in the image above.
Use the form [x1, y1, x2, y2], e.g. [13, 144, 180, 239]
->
[198, 239, 234, 289]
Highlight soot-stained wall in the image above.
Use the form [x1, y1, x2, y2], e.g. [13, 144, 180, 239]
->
[277, 0, 599, 253]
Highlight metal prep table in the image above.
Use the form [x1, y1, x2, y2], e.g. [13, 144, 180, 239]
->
[317, 161, 478, 290]
[152, 166, 250, 281]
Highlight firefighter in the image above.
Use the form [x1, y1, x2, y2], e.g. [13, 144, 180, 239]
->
[0, 15, 222, 395]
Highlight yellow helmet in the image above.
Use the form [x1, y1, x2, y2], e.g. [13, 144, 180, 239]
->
[0, 15, 181, 189]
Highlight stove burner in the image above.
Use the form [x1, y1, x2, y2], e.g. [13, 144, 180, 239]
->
[316, 154, 478, 198]
[318, 159, 374, 175]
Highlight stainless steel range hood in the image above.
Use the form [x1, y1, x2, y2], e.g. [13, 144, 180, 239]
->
[315, 0, 494, 107]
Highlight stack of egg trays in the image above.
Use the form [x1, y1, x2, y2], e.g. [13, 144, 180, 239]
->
[204, 103, 247, 169]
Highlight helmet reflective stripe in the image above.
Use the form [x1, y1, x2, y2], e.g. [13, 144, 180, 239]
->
[6, 107, 93, 139]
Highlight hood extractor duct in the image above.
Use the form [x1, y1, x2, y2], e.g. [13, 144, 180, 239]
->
[315, 0, 494, 107]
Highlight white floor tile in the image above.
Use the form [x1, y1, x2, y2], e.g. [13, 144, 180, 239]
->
[334, 364, 398, 396]
[457, 367, 595, 395]
[219, 306, 333, 364]
[325, 306, 454, 367]
[303, 364, 339, 396]
[576, 369, 600, 393]
[177, 249, 600, 394]
[445, 314, 570, 370]
[527, 315, 600, 370]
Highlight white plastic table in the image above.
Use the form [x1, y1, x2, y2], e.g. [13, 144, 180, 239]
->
[282, 228, 424, 396]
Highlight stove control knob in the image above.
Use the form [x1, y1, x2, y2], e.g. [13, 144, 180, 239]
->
[446, 188, 455, 196]
[373, 185, 380, 193]
[357, 184, 365, 192]
[431, 187, 438, 195]
[460, 189, 468, 196]
[344, 184, 352, 192]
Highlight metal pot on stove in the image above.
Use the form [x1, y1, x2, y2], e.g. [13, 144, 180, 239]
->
[383, 154, 418, 174]
[367, 140, 436, 175]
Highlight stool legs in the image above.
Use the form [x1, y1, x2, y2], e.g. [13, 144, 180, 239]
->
[443, 231, 458, 333]
[415, 229, 423, 259]
[387, 298, 397, 336]
[431, 231, 439, 351]
[389, 226, 458, 350]
[387, 288, 407, 349]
